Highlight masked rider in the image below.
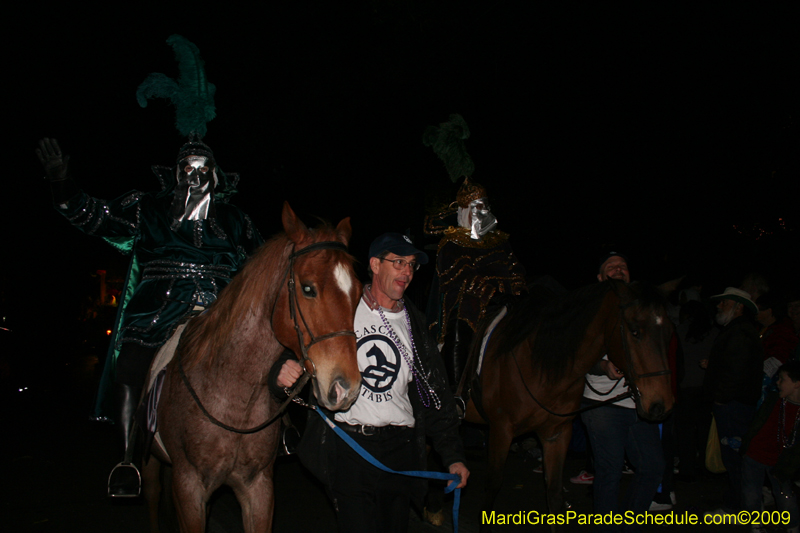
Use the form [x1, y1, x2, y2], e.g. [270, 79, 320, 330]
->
[424, 177, 527, 408]
[37, 136, 263, 497]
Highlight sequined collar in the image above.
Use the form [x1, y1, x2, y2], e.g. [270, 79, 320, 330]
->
[362, 284, 404, 313]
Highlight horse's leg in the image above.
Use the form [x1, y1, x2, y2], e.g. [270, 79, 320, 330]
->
[142, 458, 162, 533]
[540, 420, 572, 526]
[160, 464, 179, 533]
[171, 467, 210, 533]
[482, 421, 513, 531]
[234, 471, 274, 533]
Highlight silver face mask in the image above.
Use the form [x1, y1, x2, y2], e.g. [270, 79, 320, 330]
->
[468, 198, 497, 240]
[174, 156, 216, 222]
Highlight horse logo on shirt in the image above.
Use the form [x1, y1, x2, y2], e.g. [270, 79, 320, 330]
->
[358, 334, 401, 393]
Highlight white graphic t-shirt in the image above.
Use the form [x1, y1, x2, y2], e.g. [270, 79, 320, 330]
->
[335, 299, 415, 427]
[583, 355, 635, 409]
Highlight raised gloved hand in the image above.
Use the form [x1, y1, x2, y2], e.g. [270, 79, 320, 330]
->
[36, 138, 70, 182]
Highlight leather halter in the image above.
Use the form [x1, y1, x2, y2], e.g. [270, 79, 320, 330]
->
[178, 239, 356, 434]
[282, 241, 356, 378]
[614, 298, 672, 404]
[282, 241, 357, 377]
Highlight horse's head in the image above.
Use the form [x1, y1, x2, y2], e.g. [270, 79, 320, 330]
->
[272, 202, 362, 411]
[606, 281, 675, 421]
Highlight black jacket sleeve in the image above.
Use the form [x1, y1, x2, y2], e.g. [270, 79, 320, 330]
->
[406, 300, 466, 468]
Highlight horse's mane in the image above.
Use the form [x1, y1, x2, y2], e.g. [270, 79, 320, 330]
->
[628, 281, 668, 312]
[491, 280, 668, 381]
[492, 281, 616, 381]
[179, 223, 346, 371]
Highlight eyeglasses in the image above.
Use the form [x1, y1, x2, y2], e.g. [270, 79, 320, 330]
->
[379, 258, 420, 271]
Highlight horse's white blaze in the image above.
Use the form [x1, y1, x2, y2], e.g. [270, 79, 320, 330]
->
[334, 262, 354, 297]
[655, 315, 663, 326]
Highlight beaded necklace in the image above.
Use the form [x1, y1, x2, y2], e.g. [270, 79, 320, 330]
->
[778, 398, 800, 449]
[376, 303, 441, 410]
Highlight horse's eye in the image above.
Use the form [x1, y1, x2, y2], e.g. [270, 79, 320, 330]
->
[301, 284, 317, 298]
[630, 328, 640, 338]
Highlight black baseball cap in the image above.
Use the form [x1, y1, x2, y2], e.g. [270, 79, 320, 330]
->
[368, 233, 429, 264]
[598, 251, 629, 272]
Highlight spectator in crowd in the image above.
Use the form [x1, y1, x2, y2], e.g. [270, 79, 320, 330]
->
[788, 290, 800, 362]
[740, 360, 800, 533]
[757, 292, 800, 368]
[676, 300, 719, 482]
[787, 291, 800, 337]
[580, 252, 665, 531]
[704, 287, 763, 513]
[741, 273, 770, 303]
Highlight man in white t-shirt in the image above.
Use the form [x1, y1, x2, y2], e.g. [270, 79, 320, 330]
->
[272, 233, 469, 533]
[580, 252, 664, 532]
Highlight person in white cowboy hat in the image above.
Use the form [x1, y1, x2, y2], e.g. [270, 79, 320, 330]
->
[703, 287, 763, 513]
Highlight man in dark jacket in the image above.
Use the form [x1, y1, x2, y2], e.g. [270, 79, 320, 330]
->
[271, 233, 468, 533]
[704, 287, 763, 512]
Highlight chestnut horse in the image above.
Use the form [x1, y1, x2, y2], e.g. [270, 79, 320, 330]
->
[464, 279, 674, 527]
[142, 202, 362, 532]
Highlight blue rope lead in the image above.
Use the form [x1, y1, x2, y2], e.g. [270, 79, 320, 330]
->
[313, 407, 462, 533]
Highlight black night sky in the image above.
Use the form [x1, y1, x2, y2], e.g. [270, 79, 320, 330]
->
[3, 2, 799, 339]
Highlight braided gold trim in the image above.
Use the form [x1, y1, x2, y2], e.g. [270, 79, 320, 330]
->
[437, 227, 509, 251]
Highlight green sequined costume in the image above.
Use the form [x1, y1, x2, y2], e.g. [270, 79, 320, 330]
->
[56, 166, 263, 420]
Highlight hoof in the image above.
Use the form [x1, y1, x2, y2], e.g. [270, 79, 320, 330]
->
[108, 462, 141, 498]
[424, 507, 445, 527]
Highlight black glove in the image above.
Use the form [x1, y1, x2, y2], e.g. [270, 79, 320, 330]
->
[36, 138, 70, 182]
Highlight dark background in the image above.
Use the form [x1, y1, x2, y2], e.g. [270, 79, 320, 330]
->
[3, 1, 799, 389]
[2, 3, 798, 530]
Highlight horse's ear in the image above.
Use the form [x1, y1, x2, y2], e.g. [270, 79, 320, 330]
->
[335, 217, 352, 247]
[282, 202, 310, 245]
[657, 275, 684, 297]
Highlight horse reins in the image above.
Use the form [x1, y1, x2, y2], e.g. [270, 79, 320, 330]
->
[178, 240, 355, 434]
[509, 292, 670, 418]
[509, 351, 632, 418]
[178, 361, 310, 434]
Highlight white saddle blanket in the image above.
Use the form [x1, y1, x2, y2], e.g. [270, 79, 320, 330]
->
[145, 312, 200, 463]
[477, 306, 508, 374]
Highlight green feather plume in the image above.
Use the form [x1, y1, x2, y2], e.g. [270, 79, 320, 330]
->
[136, 35, 216, 138]
[422, 113, 475, 182]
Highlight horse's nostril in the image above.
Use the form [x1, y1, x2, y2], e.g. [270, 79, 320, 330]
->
[328, 378, 355, 408]
[649, 402, 665, 419]
[328, 382, 341, 406]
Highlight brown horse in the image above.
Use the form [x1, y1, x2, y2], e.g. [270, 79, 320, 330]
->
[464, 279, 674, 526]
[142, 202, 362, 532]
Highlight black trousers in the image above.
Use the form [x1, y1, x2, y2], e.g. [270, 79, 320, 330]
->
[114, 343, 158, 387]
[328, 426, 417, 533]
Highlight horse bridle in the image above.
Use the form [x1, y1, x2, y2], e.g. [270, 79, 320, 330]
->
[509, 290, 671, 418]
[614, 299, 671, 404]
[282, 241, 358, 378]
[177, 240, 356, 434]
